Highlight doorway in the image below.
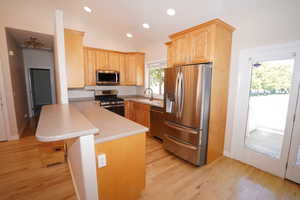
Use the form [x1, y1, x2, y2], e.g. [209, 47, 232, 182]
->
[231, 42, 300, 183]
[29, 68, 52, 116]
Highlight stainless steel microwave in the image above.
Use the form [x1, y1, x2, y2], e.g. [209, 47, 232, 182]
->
[96, 70, 120, 85]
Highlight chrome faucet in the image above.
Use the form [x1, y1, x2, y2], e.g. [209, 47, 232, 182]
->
[144, 88, 154, 101]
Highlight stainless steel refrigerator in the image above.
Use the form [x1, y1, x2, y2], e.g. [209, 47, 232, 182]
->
[164, 63, 212, 166]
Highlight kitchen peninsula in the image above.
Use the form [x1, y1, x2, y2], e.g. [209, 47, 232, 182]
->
[36, 101, 148, 200]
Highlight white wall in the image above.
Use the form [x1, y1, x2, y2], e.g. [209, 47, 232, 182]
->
[138, 0, 300, 154]
[22, 49, 56, 117]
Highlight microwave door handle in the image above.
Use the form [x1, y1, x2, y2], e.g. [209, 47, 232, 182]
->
[115, 72, 118, 83]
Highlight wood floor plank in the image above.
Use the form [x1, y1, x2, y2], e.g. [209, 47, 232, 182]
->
[0, 121, 299, 200]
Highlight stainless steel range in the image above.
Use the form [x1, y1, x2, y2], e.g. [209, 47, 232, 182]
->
[95, 90, 124, 116]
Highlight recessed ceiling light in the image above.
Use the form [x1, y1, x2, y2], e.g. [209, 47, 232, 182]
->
[167, 8, 176, 16]
[84, 6, 92, 13]
[142, 23, 150, 29]
[126, 33, 133, 38]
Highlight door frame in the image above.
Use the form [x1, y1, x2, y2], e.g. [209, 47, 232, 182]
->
[25, 65, 56, 117]
[0, 58, 9, 141]
[231, 41, 300, 178]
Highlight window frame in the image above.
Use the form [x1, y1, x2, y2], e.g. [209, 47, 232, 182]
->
[145, 60, 167, 99]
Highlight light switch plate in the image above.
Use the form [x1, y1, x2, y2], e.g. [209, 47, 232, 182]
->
[97, 153, 107, 168]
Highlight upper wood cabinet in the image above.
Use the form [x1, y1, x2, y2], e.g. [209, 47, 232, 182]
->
[166, 19, 233, 67]
[125, 54, 137, 85]
[83, 47, 145, 86]
[64, 29, 85, 88]
[95, 50, 109, 70]
[134, 53, 145, 86]
[172, 34, 191, 66]
[108, 52, 120, 71]
[189, 26, 213, 63]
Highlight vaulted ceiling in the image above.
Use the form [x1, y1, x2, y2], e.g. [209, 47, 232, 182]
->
[60, 0, 224, 48]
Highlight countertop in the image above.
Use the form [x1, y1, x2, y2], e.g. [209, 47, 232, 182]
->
[121, 95, 164, 108]
[36, 104, 99, 142]
[73, 101, 149, 144]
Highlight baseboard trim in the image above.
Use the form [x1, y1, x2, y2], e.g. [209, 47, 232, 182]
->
[223, 150, 232, 158]
[67, 158, 81, 200]
[8, 135, 19, 141]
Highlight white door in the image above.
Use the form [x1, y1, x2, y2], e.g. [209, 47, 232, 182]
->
[232, 43, 300, 178]
[286, 80, 300, 184]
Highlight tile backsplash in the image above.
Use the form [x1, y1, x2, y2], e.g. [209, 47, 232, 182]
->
[68, 85, 143, 99]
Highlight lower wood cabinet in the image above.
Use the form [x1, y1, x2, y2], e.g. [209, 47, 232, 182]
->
[95, 134, 146, 200]
[125, 100, 150, 128]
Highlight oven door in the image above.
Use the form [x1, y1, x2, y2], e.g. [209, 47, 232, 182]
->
[96, 70, 120, 85]
[103, 105, 124, 116]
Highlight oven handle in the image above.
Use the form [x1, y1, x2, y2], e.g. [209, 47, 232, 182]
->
[102, 104, 124, 108]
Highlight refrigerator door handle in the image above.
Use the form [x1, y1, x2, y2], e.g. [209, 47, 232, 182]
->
[179, 72, 184, 118]
[165, 121, 198, 135]
[175, 71, 180, 118]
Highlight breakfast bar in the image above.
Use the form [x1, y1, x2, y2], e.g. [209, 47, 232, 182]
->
[36, 102, 148, 200]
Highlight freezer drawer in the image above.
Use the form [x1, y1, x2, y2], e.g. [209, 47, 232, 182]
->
[164, 135, 206, 166]
[164, 121, 201, 146]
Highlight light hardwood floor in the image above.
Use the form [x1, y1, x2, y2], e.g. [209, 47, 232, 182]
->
[0, 121, 299, 200]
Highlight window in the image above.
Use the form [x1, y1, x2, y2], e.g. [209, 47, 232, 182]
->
[147, 61, 166, 98]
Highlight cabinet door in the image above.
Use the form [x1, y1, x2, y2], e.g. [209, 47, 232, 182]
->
[172, 35, 190, 66]
[135, 54, 145, 86]
[167, 43, 175, 68]
[126, 54, 137, 85]
[119, 54, 126, 84]
[108, 52, 120, 71]
[84, 48, 97, 86]
[133, 102, 150, 128]
[96, 50, 109, 70]
[64, 29, 85, 88]
[190, 27, 212, 63]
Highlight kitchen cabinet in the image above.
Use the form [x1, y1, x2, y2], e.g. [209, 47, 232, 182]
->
[166, 41, 174, 68]
[83, 47, 145, 86]
[135, 53, 145, 86]
[84, 48, 96, 85]
[96, 50, 109, 70]
[125, 100, 150, 128]
[189, 27, 212, 63]
[95, 134, 145, 200]
[125, 54, 137, 85]
[108, 52, 120, 71]
[172, 34, 190, 66]
[165, 18, 235, 163]
[64, 29, 85, 88]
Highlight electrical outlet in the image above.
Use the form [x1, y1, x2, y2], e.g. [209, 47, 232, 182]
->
[97, 153, 107, 168]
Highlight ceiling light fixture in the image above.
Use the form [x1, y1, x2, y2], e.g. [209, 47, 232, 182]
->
[84, 6, 92, 13]
[126, 33, 133, 38]
[167, 8, 176, 16]
[142, 23, 150, 29]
